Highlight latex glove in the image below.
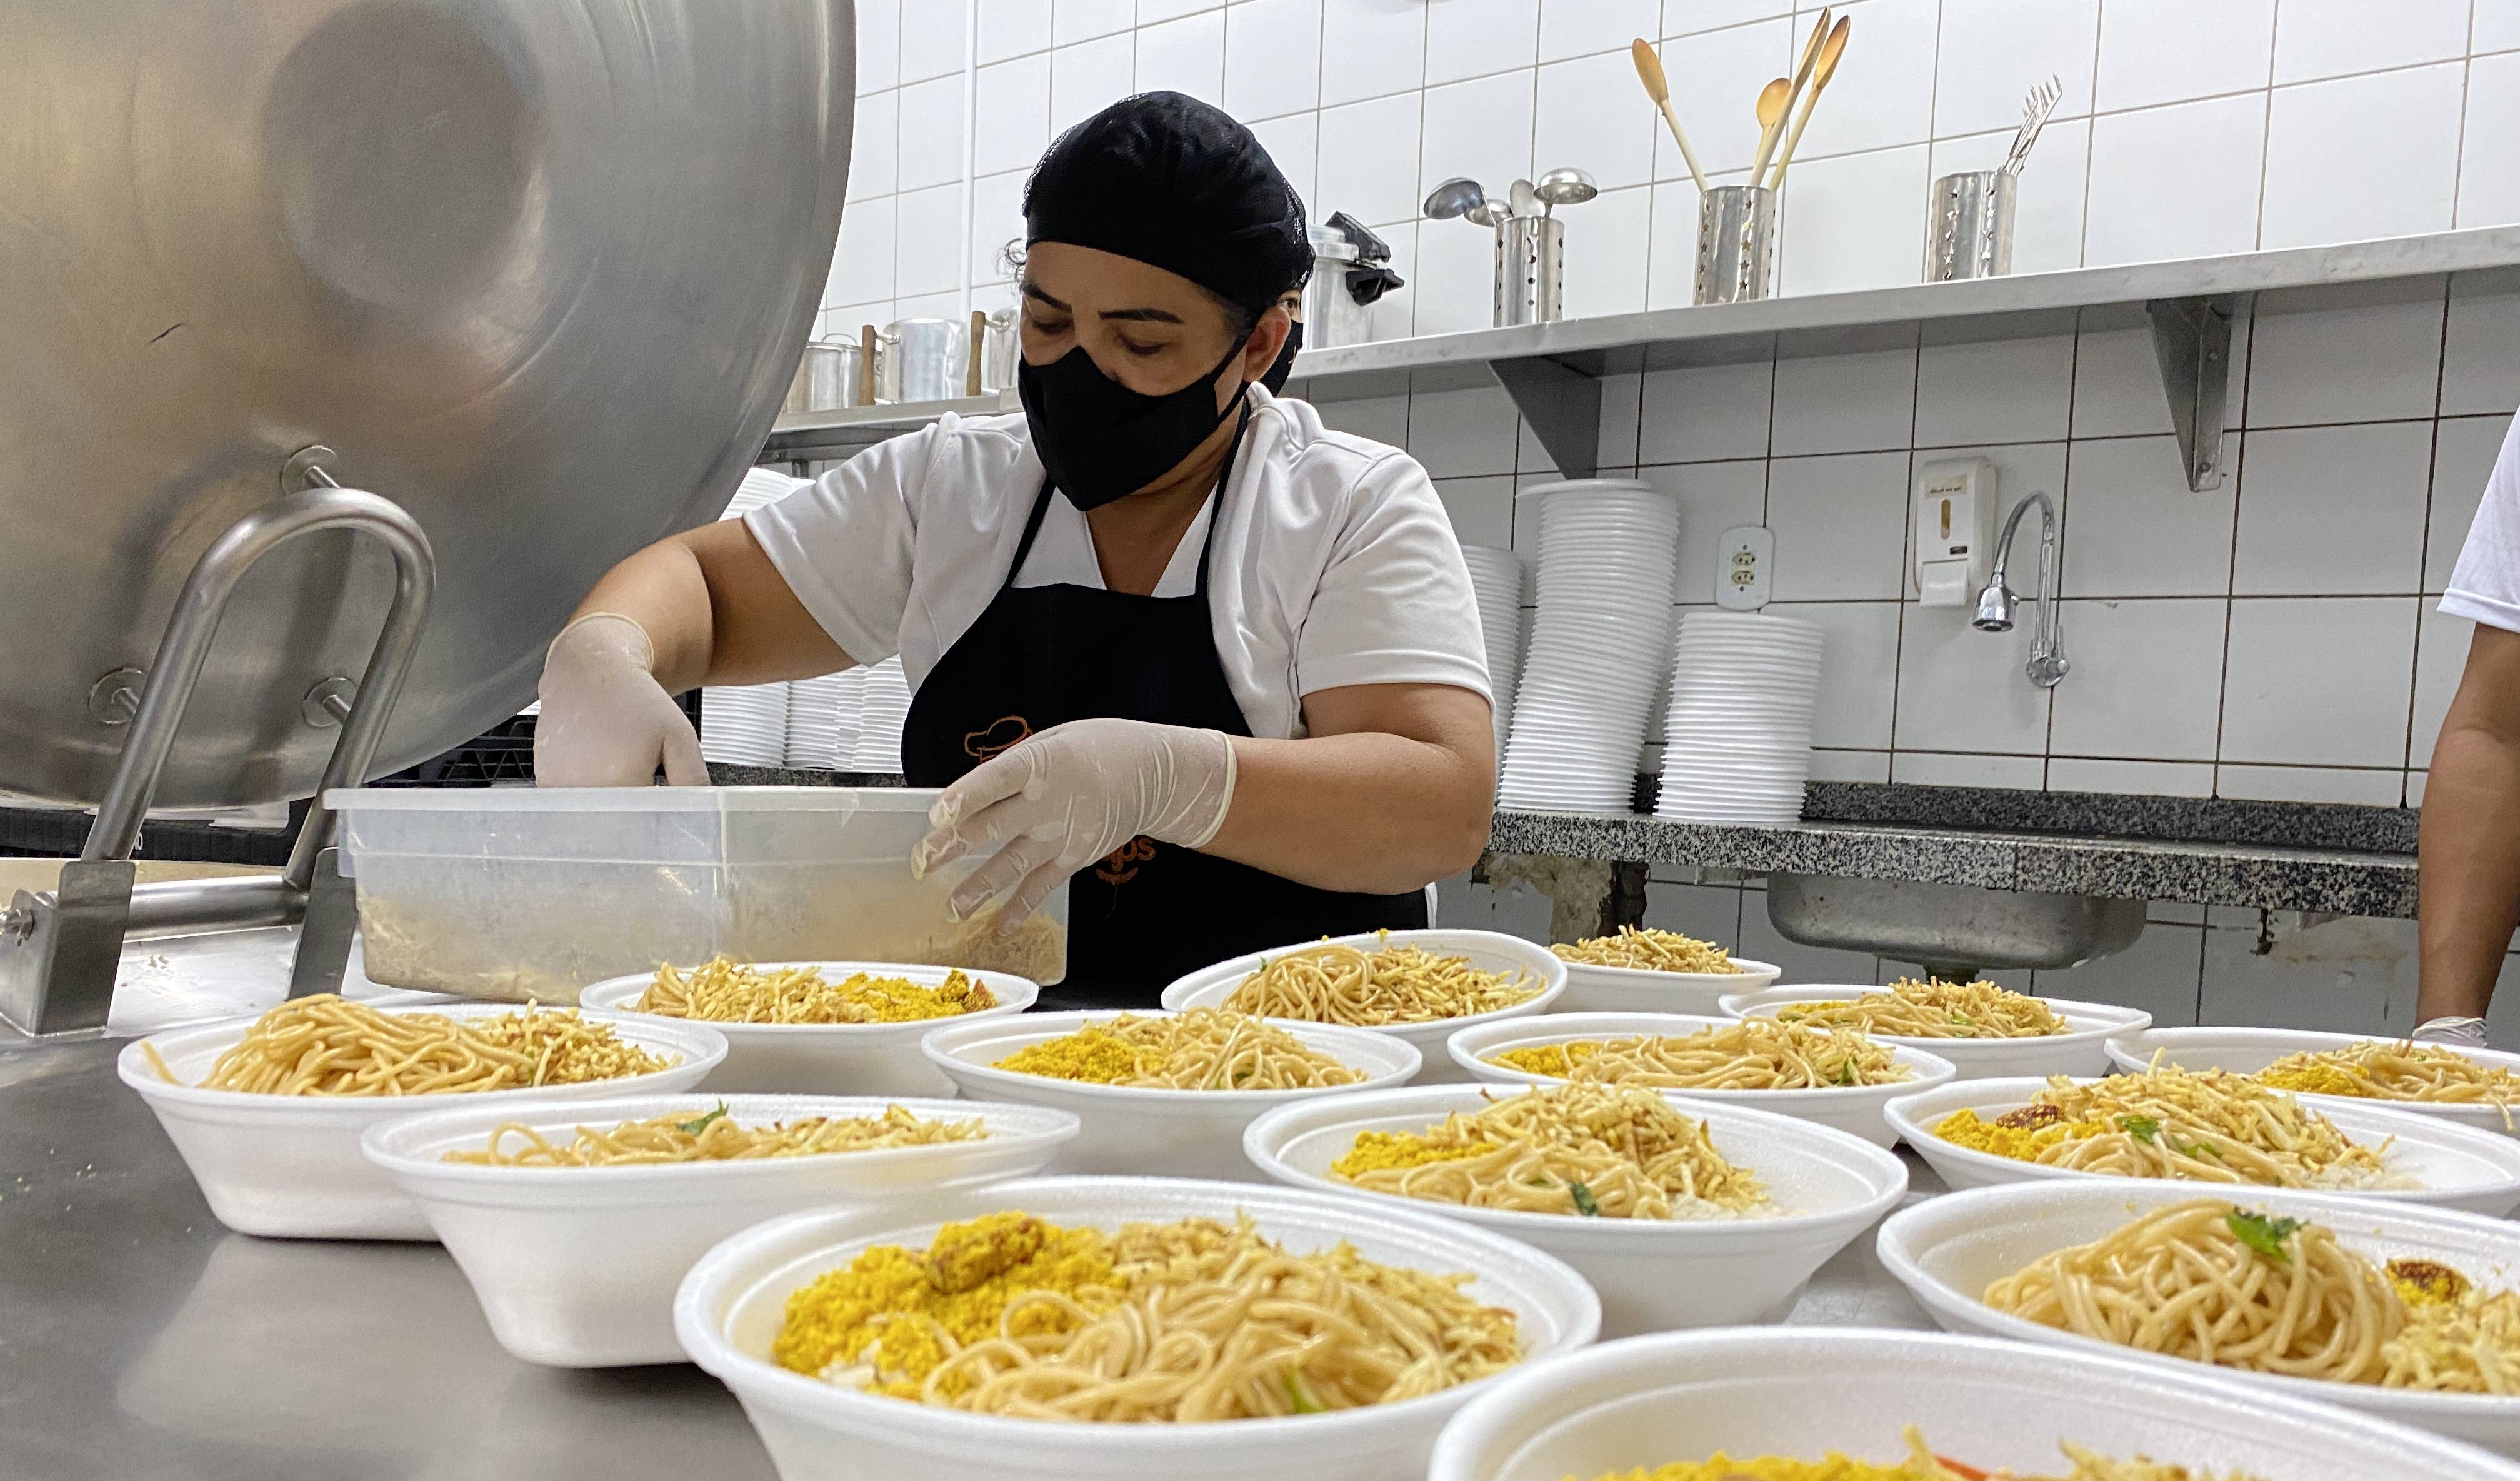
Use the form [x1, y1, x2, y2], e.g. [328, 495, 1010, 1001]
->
[2414, 1015, 2491, 1049]
[912, 718, 1237, 925]
[532, 613, 708, 786]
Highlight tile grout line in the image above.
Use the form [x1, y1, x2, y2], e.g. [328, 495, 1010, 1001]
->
[2400, 279, 2459, 804]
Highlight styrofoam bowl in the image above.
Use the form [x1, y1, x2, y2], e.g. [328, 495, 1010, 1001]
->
[580, 961, 1040, 1097]
[674, 1175, 1602, 1481]
[1423, 1326, 2520, 1481]
[1449, 1011, 1954, 1148]
[362, 1093, 1078, 1367]
[1554, 956, 1781, 1015]
[2107, 1024, 2520, 1137]
[1878, 1179, 2520, 1458]
[118, 1003, 726, 1239]
[1885, 1075, 2520, 1215]
[1243, 1083, 1906, 1337]
[919, 1010, 1421, 1180]
[1720, 983, 2151, 1080]
[1159, 930, 1568, 1085]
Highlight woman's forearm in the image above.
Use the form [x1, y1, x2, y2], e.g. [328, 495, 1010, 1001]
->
[1204, 726, 1494, 895]
[566, 521, 851, 692]
[2419, 720, 2520, 1022]
[569, 539, 720, 692]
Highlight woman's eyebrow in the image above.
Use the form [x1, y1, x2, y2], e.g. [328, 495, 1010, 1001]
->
[1098, 306, 1186, 324]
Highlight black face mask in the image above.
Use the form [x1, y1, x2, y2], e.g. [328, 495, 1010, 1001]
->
[1259, 319, 1303, 395]
[1019, 338, 1249, 511]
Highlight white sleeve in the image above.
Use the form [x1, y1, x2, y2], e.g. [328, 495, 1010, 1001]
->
[2445, 416, 2520, 632]
[1295, 451, 1494, 702]
[742, 426, 938, 665]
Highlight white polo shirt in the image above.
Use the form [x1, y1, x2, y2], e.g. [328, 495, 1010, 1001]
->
[744, 388, 1491, 740]
[2446, 415, 2520, 633]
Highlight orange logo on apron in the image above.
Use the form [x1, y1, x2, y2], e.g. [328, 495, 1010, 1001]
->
[963, 715, 1031, 761]
[1094, 836, 1158, 886]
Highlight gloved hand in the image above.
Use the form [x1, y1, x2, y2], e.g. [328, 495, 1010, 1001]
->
[912, 718, 1238, 925]
[532, 613, 708, 787]
[2414, 1015, 2491, 1049]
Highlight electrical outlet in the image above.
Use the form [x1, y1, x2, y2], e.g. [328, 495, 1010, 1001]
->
[1716, 525, 1772, 610]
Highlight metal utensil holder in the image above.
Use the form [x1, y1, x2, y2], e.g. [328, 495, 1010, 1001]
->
[1493, 215, 1564, 328]
[1694, 184, 1776, 305]
[1926, 169, 2016, 282]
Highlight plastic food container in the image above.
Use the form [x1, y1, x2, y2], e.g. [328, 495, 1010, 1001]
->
[580, 961, 1039, 1097]
[1554, 955, 1779, 1014]
[1448, 1011, 1956, 1148]
[2106, 1024, 2520, 1137]
[1423, 1327, 2520, 1481]
[362, 1093, 1079, 1367]
[118, 1003, 726, 1238]
[674, 1175, 1601, 1481]
[1721, 983, 2151, 1080]
[1160, 930, 1567, 1084]
[1879, 1180, 2520, 1459]
[1885, 1075, 2520, 1215]
[326, 786, 1069, 1002]
[919, 1010, 1421, 1178]
[1243, 1083, 1905, 1337]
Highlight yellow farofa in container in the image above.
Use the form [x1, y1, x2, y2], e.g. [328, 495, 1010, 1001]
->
[1928, 1067, 2412, 1190]
[2256, 1039, 2520, 1125]
[146, 993, 671, 1095]
[1488, 1019, 1912, 1090]
[1221, 936, 1538, 1025]
[1330, 1082, 1769, 1219]
[1986, 1197, 2520, 1395]
[1550, 927, 1742, 974]
[991, 1008, 1365, 1090]
[1588, 1425, 2262, 1480]
[441, 1102, 988, 1166]
[1774, 976, 2072, 1039]
[771, 1210, 1519, 1420]
[635, 956, 997, 1025]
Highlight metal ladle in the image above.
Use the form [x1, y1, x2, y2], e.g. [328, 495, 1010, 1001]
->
[1534, 166, 1598, 219]
[1423, 175, 1501, 228]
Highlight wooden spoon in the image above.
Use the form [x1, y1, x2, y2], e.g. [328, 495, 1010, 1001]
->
[1769, 14, 1850, 191]
[1751, 6, 1831, 186]
[1631, 38, 1710, 193]
[1751, 76, 1791, 183]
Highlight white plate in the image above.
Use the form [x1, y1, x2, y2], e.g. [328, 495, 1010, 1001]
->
[1447, 1012, 1956, 1148]
[119, 1003, 727, 1239]
[362, 1093, 1078, 1367]
[1884, 1075, 2520, 1215]
[1244, 1083, 1905, 1337]
[1721, 984, 2151, 1080]
[1878, 1180, 2520, 1459]
[919, 1010, 1421, 1178]
[675, 1175, 1602, 1481]
[581, 961, 1040, 1097]
[1161, 930, 1568, 1084]
[1553, 956, 1782, 1015]
[2107, 1025, 2520, 1137]
[1424, 1327, 2520, 1481]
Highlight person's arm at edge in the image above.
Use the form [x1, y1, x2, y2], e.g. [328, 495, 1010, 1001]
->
[566, 520, 852, 693]
[2418, 621, 2520, 1023]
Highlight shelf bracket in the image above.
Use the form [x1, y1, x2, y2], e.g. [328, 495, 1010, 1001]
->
[2146, 294, 2241, 492]
[1489, 356, 1599, 479]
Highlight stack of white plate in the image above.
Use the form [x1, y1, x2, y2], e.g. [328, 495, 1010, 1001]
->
[1461, 543, 1526, 762]
[1655, 610, 1821, 825]
[699, 682, 790, 767]
[854, 655, 911, 773]
[1498, 480, 1681, 816]
[781, 673, 851, 770]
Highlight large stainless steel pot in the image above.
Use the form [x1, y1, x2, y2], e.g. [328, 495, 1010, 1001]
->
[0, 1, 854, 807]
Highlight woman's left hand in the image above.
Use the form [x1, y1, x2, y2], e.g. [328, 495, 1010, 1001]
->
[912, 718, 1237, 924]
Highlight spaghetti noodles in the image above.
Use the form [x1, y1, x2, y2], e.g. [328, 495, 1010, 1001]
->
[1488, 1019, 1911, 1090]
[441, 1103, 987, 1166]
[2255, 1039, 2520, 1125]
[635, 957, 997, 1025]
[1221, 937, 1538, 1025]
[1550, 927, 1742, 974]
[171, 994, 671, 1096]
[1774, 977, 2072, 1039]
[991, 1008, 1364, 1090]
[1591, 1425, 2261, 1480]
[772, 1210, 1519, 1420]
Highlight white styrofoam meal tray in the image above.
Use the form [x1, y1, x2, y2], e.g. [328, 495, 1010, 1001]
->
[1242, 1083, 1904, 1337]
[1721, 983, 2151, 1080]
[1884, 1074, 2520, 1216]
[579, 960, 1039, 1097]
[674, 1175, 1602, 1481]
[362, 1093, 1077, 1367]
[1448, 1011, 1956, 1148]
[1877, 1179, 2520, 1458]
[1551, 953, 1781, 1015]
[2106, 1023, 2520, 1137]
[119, 1002, 726, 1239]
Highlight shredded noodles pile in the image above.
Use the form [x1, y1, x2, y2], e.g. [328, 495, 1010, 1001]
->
[159, 994, 671, 1096]
[1774, 977, 2072, 1039]
[2252, 1039, 2519, 1128]
[1221, 935, 1538, 1025]
[636, 957, 997, 1025]
[441, 1103, 987, 1166]
[1590, 1425, 2262, 1479]
[991, 1008, 1363, 1090]
[1550, 927, 1742, 974]
[1488, 1019, 1911, 1090]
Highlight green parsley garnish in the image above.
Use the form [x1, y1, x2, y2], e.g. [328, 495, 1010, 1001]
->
[1284, 1372, 1323, 1414]
[2118, 1115, 2161, 1143]
[676, 1103, 729, 1136]
[1834, 1059, 1858, 1085]
[1568, 1181, 1601, 1217]
[2226, 1208, 2302, 1265]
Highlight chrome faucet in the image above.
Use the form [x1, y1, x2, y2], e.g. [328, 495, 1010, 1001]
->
[1972, 491, 2068, 688]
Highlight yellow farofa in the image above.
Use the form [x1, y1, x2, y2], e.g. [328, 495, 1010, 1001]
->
[441, 1103, 988, 1166]
[1488, 1019, 1912, 1090]
[772, 1210, 1519, 1420]
[1928, 1066, 2410, 1190]
[991, 1008, 1364, 1090]
[161, 994, 670, 1095]
[1331, 1083, 1769, 1220]
[1221, 936, 1538, 1025]
[1774, 976, 2072, 1039]
[1588, 1425, 2262, 1480]
[636, 956, 996, 1025]
[1550, 927, 1742, 974]
[1985, 1197, 2520, 1395]
[2256, 1039, 2520, 1127]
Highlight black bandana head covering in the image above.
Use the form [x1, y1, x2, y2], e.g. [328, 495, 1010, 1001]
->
[1023, 92, 1312, 316]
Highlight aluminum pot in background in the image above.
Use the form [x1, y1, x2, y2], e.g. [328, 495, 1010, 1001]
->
[977, 308, 1019, 393]
[875, 319, 968, 404]
[1926, 170, 2017, 282]
[784, 341, 866, 415]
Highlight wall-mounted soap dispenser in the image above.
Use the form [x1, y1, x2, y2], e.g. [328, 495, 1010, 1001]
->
[1912, 458, 1998, 606]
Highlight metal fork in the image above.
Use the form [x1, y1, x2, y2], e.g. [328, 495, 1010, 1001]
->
[2001, 74, 2062, 176]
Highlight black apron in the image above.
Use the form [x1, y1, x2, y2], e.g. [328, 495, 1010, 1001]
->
[900, 418, 1428, 1008]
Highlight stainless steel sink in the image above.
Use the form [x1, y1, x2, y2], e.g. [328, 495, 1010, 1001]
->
[1765, 873, 2145, 979]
